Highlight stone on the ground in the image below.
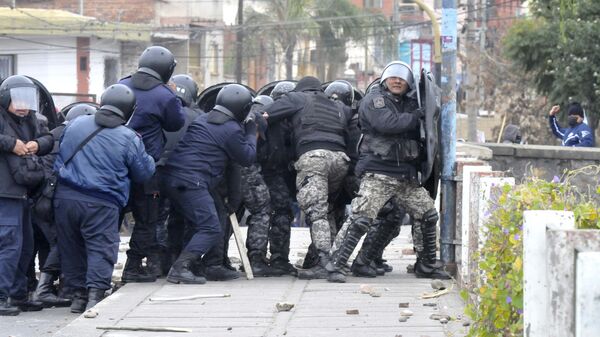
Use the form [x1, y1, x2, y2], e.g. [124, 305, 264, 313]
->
[83, 309, 98, 319]
[359, 284, 373, 294]
[430, 313, 451, 321]
[275, 302, 294, 312]
[440, 318, 449, 324]
[369, 291, 381, 298]
[423, 302, 437, 307]
[400, 309, 413, 317]
[346, 309, 359, 315]
[398, 302, 410, 308]
[398, 316, 409, 322]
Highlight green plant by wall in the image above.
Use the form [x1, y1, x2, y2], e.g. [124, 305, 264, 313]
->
[462, 168, 600, 336]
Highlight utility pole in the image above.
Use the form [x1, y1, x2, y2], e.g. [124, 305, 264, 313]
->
[235, 0, 243, 83]
[466, 0, 478, 142]
[440, 0, 457, 269]
[478, 0, 487, 121]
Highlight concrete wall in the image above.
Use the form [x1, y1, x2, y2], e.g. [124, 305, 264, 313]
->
[477, 143, 600, 200]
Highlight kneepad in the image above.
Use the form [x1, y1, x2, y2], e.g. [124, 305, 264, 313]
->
[422, 208, 439, 226]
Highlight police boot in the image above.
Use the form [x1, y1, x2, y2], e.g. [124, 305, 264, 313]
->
[70, 289, 88, 314]
[414, 210, 451, 280]
[374, 258, 393, 273]
[249, 255, 283, 277]
[146, 252, 164, 278]
[0, 299, 20, 316]
[297, 252, 330, 280]
[326, 217, 370, 283]
[122, 257, 157, 283]
[10, 294, 43, 312]
[350, 254, 377, 278]
[34, 272, 71, 308]
[167, 252, 207, 284]
[270, 259, 298, 276]
[205, 265, 241, 281]
[301, 243, 319, 269]
[85, 288, 105, 310]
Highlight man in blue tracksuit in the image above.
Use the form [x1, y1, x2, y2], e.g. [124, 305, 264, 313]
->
[54, 84, 155, 313]
[119, 46, 185, 282]
[0, 75, 53, 315]
[161, 84, 257, 284]
[548, 102, 595, 147]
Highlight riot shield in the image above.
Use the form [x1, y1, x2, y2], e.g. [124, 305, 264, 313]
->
[26, 76, 59, 130]
[196, 82, 256, 113]
[365, 77, 380, 94]
[418, 69, 441, 198]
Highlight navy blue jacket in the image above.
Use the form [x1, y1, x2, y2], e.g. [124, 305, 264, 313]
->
[55, 115, 155, 207]
[163, 113, 256, 188]
[549, 116, 595, 147]
[0, 108, 53, 199]
[120, 76, 185, 160]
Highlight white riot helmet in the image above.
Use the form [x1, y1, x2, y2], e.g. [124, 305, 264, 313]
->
[380, 61, 414, 90]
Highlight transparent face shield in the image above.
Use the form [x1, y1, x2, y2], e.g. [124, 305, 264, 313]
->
[10, 86, 39, 112]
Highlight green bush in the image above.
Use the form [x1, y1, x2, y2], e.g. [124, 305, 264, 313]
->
[462, 170, 600, 336]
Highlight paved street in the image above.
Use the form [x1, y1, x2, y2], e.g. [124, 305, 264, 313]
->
[1, 227, 466, 337]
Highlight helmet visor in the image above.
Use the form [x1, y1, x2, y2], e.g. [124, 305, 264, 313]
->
[10, 87, 39, 112]
[381, 63, 414, 88]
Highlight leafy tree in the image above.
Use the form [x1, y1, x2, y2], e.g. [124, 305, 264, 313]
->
[244, 0, 313, 80]
[504, 0, 600, 134]
[309, 0, 370, 81]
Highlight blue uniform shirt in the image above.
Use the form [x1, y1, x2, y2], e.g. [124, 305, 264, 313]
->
[163, 113, 256, 188]
[120, 77, 185, 160]
[549, 116, 595, 147]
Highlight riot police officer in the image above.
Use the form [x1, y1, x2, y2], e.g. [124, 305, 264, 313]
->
[32, 103, 97, 308]
[161, 84, 257, 284]
[327, 61, 450, 283]
[0, 75, 53, 315]
[54, 84, 155, 313]
[264, 76, 350, 279]
[153, 74, 202, 277]
[119, 46, 185, 283]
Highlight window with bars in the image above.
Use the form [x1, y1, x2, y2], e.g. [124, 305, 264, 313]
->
[0, 55, 15, 81]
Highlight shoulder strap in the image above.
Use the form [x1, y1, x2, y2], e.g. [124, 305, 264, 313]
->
[63, 127, 104, 166]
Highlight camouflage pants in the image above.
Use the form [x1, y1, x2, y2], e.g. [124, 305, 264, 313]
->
[241, 165, 271, 258]
[333, 172, 434, 255]
[264, 173, 293, 263]
[295, 149, 349, 253]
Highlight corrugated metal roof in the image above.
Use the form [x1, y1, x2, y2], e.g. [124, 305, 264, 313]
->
[0, 7, 151, 41]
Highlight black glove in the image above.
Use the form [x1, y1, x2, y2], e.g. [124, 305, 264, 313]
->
[413, 107, 425, 120]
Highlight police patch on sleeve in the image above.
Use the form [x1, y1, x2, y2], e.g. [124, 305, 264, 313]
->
[373, 96, 385, 109]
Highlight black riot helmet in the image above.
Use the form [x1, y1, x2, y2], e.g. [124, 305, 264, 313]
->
[0, 75, 39, 112]
[171, 74, 199, 107]
[138, 46, 177, 83]
[65, 103, 97, 122]
[270, 81, 296, 100]
[324, 80, 354, 107]
[213, 84, 254, 122]
[99, 84, 136, 121]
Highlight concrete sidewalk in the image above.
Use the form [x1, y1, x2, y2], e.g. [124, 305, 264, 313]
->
[54, 227, 467, 337]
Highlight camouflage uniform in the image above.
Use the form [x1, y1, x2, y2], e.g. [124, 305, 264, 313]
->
[295, 149, 349, 255]
[327, 172, 435, 281]
[241, 164, 271, 259]
[263, 173, 293, 264]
